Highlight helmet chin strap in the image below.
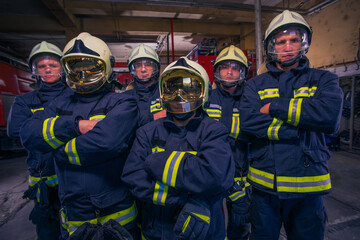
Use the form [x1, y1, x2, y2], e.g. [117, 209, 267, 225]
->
[278, 54, 303, 67]
[216, 78, 243, 88]
[135, 76, 152, 84]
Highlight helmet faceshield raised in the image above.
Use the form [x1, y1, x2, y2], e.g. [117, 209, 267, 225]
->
[161, 69, 205, 114]
[266, 27, 310, 65]
[63, 56, 107, 94]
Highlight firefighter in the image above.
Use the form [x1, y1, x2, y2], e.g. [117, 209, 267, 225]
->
[7, 41, 69, 240]
[239, 10, 343, 239]
[206, 45, 250, 240]
[122, 57, 234, 240]
[125, 44, 165, 126]
[19, 32, 140, 240]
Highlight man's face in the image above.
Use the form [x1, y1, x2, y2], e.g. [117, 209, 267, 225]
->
[36, 58, 62, 84]
[218, 60, 241, 82]
[134, 59, 154, 80]
[274, 29, 301, 63]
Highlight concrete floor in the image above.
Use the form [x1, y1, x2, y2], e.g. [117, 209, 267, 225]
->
[0, 150, 360, 240]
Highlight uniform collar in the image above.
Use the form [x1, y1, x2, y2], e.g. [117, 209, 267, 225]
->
[164, 110, 204, 132]
[267, 57, 308, 74]
[135, 79, 158, 93]
[217, 83, 243, 97]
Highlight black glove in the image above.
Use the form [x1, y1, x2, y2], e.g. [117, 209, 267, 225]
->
[174, 198, 211, 240]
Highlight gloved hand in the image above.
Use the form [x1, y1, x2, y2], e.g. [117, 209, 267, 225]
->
[174, 198, 211, 240]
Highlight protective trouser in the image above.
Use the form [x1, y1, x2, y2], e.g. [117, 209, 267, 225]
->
[23, 180, 61, 240]
[250, 188, 327, 240]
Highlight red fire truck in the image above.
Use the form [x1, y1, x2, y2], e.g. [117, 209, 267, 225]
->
[0, 50, 35, 151]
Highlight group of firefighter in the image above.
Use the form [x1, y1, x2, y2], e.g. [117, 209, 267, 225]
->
[7, 10, 343, 240]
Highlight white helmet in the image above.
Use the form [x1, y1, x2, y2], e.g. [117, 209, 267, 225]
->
[159, 57, 209, 114]
[264, 10, 312, 67]
[213, 45, 248, 88]
[61, 32, 114, 94]
[128, 44, 160, 83]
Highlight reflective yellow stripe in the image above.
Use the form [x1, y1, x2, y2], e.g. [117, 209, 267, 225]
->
[65, 138, 81, 166]
[42, 116, 64, 149]
[153, 181, 169, 206]
[89, 114, 105, 121]
[258, 88, 279, 100]
[287, 98, 303, 127]
[152, 146, 165, 153]
[68, 202, 137, 235]
[162, 151, 185, 187]
[293, 86, 317, 98]
[206, 108, 222, 118]
[150, 102, 163, 113]
[182, 215, 192, 233]
[230, 113, 240, 139]
[277, 173, 331, 193]
[29, 174, 58, 187]
[31, 107, 44, 113]
[141, 233, 147, 240]
[60, 209, 69, 231]
[192, 212, 210, 224]
[267, 118, 283, 140]
[248, 166, 274, 189]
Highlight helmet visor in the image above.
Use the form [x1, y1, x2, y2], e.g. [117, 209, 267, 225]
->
[63, 57, 107, 93]
[161, 70, 204, 113]
[31, 55, 63, 82]
[267, 28, 309, 63]
[130, 59, 159, 82]
[214, 60, 246, 84]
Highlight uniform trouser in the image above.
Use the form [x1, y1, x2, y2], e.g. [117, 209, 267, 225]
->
[250, 188, 327, 240]
[29, 187, 61, 240]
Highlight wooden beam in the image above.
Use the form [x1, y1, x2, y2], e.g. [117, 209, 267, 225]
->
[41, 0, 79, 28]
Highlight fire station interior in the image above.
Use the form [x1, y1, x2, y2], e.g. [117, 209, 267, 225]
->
[0, 0, 360, 239]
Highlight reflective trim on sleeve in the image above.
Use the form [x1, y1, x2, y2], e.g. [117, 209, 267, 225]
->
[267, 118, 283, 140]
[287, 98, 303, 126]
[258, 88, 279, 100]
[229, 112, 240, 139]
[150, 100, 163, 113]
[162, 151, 185, 188]
[42, 116, 65, 149]
[29, 174, 58, 187]
[89, 115, 106, 121]
[247, 166, 274, 189]
[65, 138, 81, 166]
[153, 181, 169, 206]
[229, 187, 245, 202]
[277, 173, 331, 193]
[67, 202, 137, 236]
[293, 86, 317, 98]
[206, 108, 222, 118]
[31, 107, 44, 113]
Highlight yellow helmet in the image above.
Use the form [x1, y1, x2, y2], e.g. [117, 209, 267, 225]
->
[61, 32, 114, 94]
[128, 44, 160, 83]
[264, 10, 312, 66]
[213, 45, 248, 87]
[159, 57, 209, 114]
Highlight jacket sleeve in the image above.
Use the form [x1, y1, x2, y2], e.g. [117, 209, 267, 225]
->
[7, 96, 33, 139]
[269, 71, 343, 134]
[20, 99, 78, 153]
[55, 96, 139, 166]
[145, 121, 235, 196]
[121, 127, 188, 206]
[240, 79, 300, 141]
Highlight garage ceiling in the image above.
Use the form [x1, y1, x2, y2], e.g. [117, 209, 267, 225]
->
[0, 0, 337, 63]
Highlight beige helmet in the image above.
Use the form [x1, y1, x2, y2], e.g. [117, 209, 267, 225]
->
[61, 32, 114, 94]
[128, 44, 160, 83]
[28, 41, 63, 78]
[159, 57, 209, 114]
[213, 45, 248, 87]
[264, 10, 312, 66]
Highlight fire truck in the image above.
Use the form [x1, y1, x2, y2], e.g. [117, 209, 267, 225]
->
[0, 50, 35, 151]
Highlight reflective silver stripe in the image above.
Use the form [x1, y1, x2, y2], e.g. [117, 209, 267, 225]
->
[248, 166, 274, 189]
[267, 118, 283, 140]
[65, 138, 81, 166]
[277, 179, 331, 188]
[258, 89, 280, 100]
[230, 112, 240, 139]
[43, 116, 64, 149]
